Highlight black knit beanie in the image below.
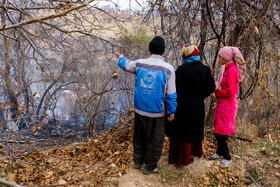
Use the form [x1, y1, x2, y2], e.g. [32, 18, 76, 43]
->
[149, 36, 165, 55]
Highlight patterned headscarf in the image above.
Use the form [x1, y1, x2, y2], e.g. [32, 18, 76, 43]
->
[216, 46, 246, 90]
[182, 43, 200, 63]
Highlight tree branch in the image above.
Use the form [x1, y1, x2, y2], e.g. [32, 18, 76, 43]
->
[0, 178, 23, 187]
[0, 0, 95, 31]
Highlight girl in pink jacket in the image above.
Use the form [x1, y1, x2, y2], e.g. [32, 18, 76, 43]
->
[210, 46, 246, 168]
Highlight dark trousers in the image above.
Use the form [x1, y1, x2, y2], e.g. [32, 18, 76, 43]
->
[133, 112, 166, 170]
[214, 133, 231, 160]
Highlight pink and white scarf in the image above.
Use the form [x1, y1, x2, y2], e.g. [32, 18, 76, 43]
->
[216, 46, 246, 90]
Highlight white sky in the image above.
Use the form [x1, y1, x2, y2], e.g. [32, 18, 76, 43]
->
[95, 0, 146, 9]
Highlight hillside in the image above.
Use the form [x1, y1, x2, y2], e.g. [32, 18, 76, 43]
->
[0, 1, 279, 186]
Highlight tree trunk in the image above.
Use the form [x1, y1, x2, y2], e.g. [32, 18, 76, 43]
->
[1, 4, 22, 129]
[198, 0, 207, 62]
[205, 0, 227, 128]
[227, 0, 245, 46]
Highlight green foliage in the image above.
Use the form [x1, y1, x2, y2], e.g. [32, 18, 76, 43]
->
[119, 27, 153, 59]
[121, 27, 152, 46]
[272, 145, 280, 152]
[250, 140, 280, 159]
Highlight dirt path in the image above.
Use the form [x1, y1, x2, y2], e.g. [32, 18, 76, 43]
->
[118, 152, 279, 187]
[118, 168, 162, 187]
[118, 155, 223, 187]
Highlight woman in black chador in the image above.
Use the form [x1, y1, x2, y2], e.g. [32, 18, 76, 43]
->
[166, 43, 215, 166]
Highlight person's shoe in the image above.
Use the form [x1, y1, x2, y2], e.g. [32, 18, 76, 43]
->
[208, 153, 223, 160]
[190, 157, 194, 164]
[143, 165, 161, 175]
[219, 159, 232, 168]
[134, 163, 142, 169]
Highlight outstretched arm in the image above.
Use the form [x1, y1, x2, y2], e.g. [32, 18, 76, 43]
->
[116, 53, 137, 74]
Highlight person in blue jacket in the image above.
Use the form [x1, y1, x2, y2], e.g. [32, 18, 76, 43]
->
[116, 36, 177, 175]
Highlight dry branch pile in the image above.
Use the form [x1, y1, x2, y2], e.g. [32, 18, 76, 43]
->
[0, 118, 134, 186]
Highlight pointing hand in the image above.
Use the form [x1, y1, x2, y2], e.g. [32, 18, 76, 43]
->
[116, 52, 123, 59]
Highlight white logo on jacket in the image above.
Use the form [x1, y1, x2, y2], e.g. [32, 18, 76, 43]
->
[140, 72, 157, 89]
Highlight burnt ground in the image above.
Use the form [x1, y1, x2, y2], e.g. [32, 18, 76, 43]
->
[0, 119, 89, 155]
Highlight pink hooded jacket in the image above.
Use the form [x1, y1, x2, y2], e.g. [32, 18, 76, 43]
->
[214, 62, 239, 135]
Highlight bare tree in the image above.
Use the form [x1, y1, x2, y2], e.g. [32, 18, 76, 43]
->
[144, 0, 280, 138]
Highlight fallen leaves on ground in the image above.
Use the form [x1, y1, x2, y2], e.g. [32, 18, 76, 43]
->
[0, 117, 134, 186]
[1, 120, 279, 186]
